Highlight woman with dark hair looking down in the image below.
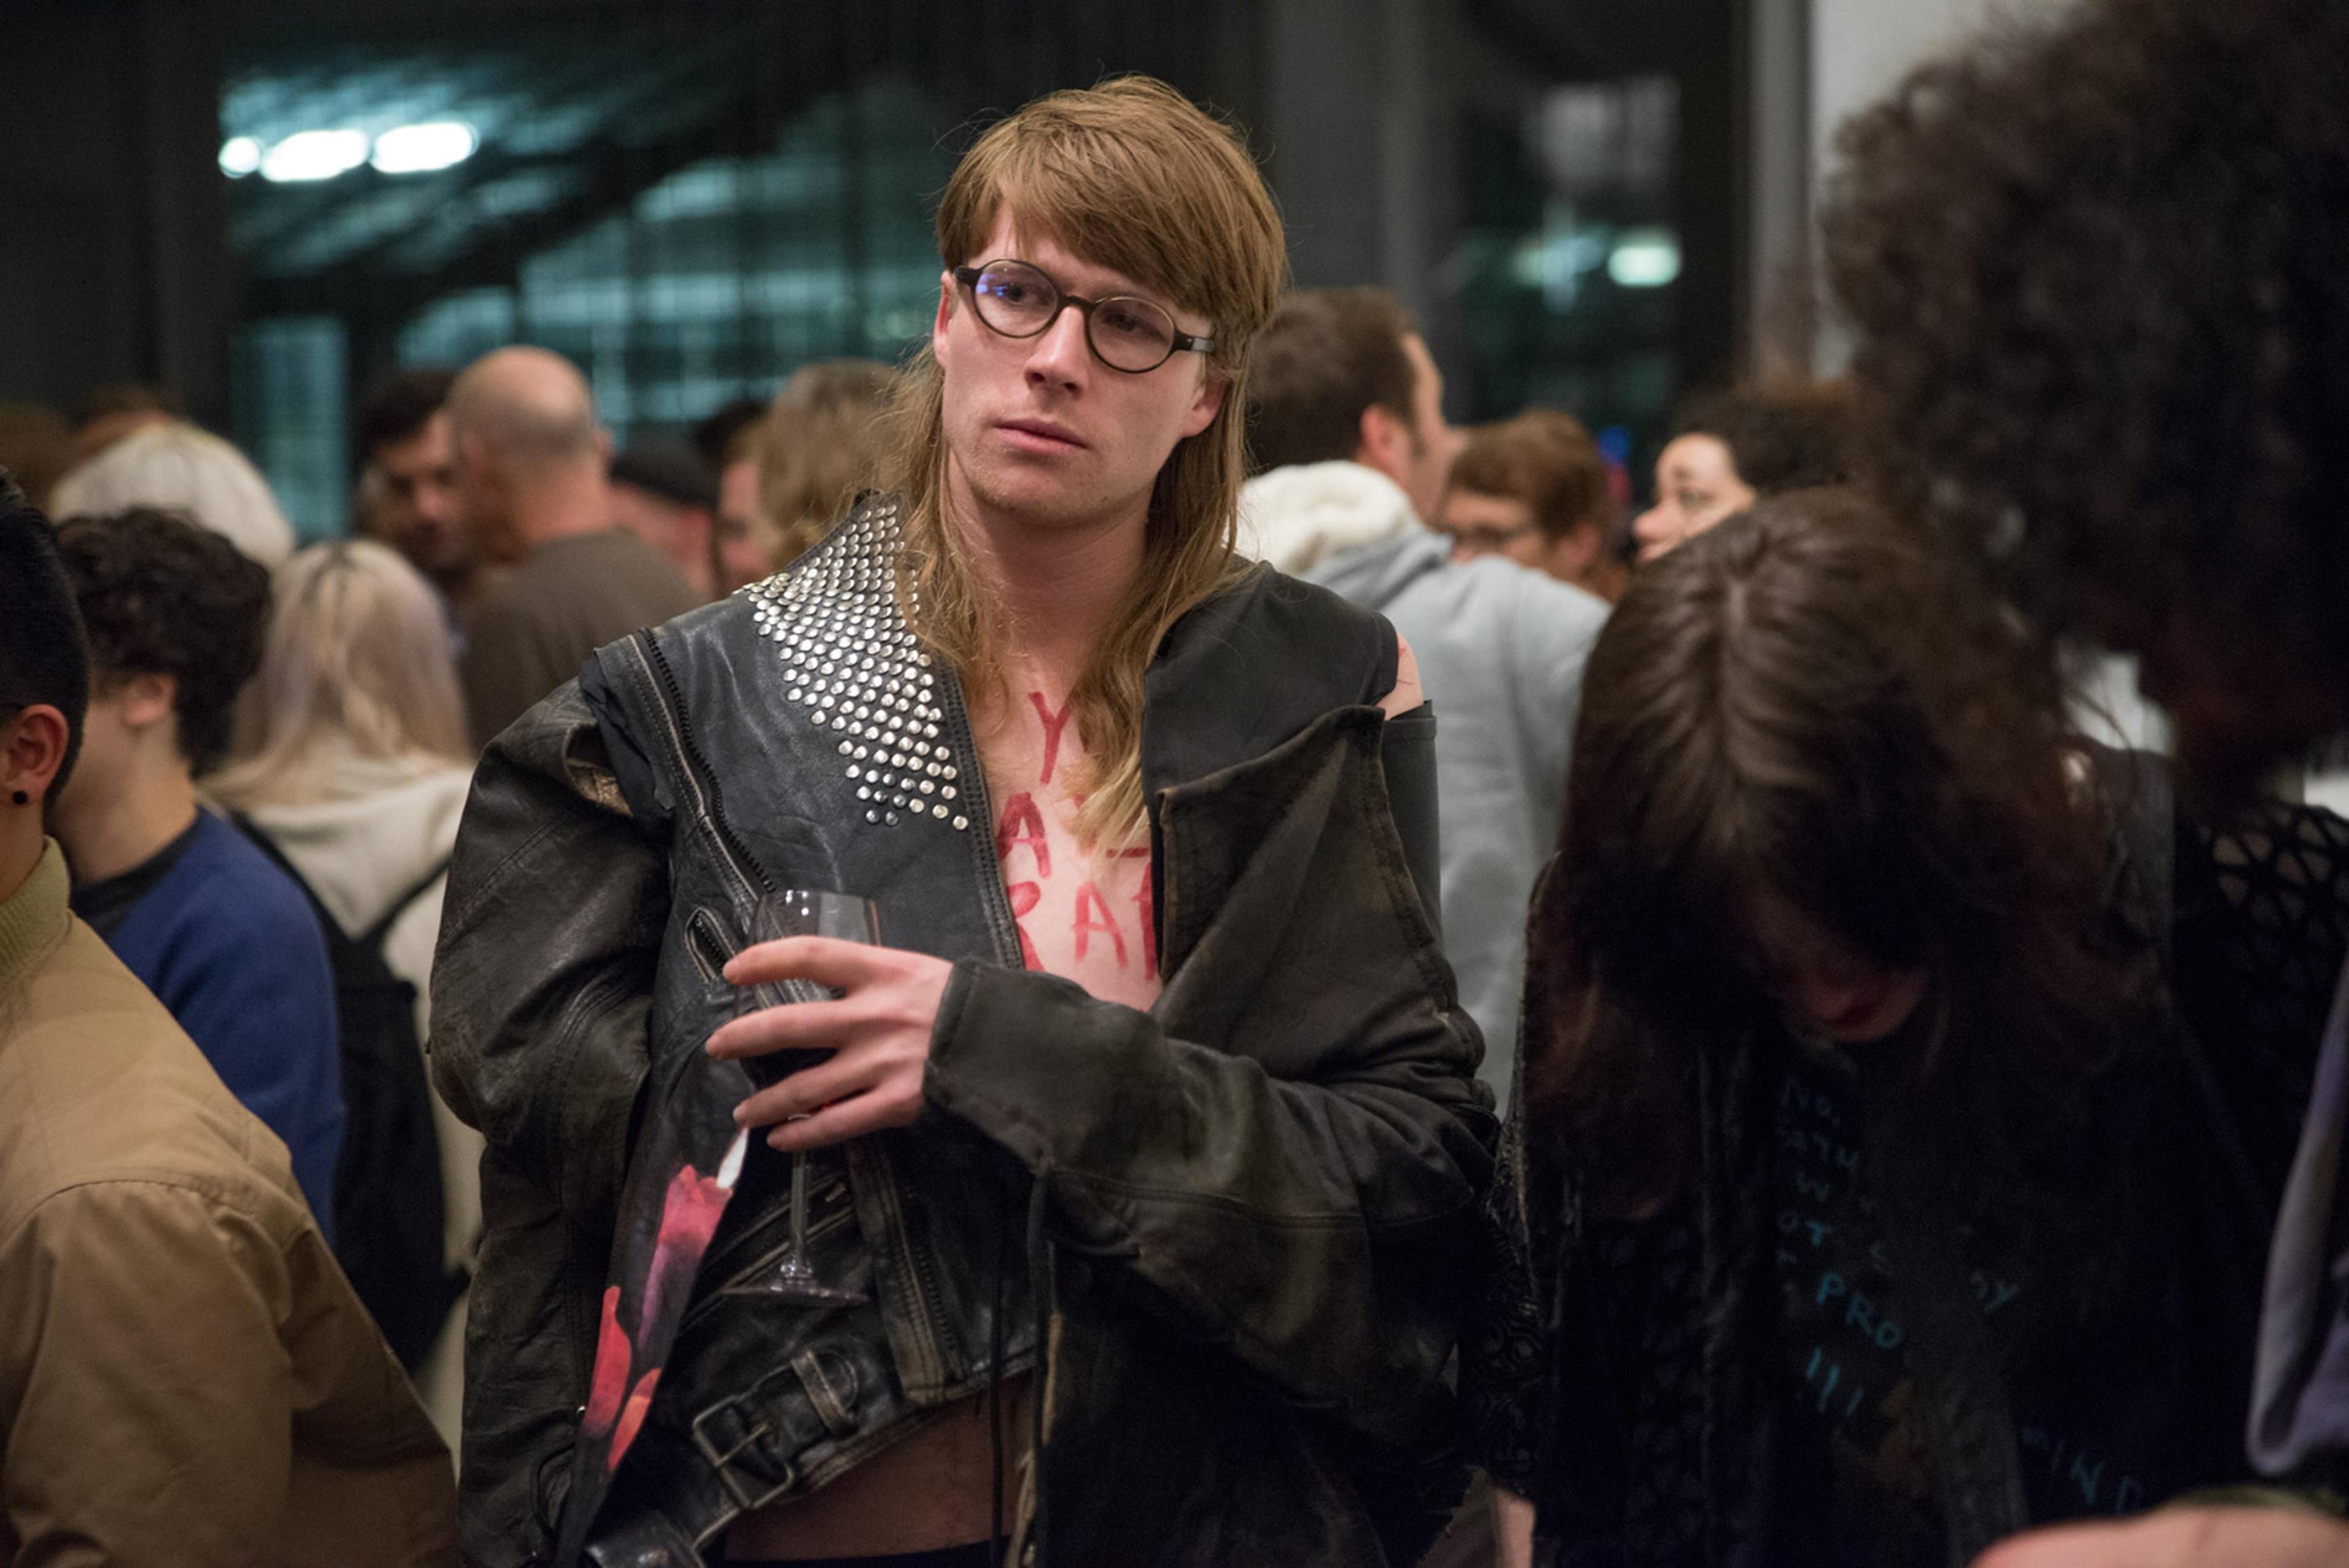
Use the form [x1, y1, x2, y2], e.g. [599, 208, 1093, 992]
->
[1465, 492, 2345, 1566]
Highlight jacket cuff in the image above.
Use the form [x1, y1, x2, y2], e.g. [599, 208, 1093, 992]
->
[923, 959, 1055, 1167]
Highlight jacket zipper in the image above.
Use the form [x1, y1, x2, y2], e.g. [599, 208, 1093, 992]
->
[634, 629, 775, 905]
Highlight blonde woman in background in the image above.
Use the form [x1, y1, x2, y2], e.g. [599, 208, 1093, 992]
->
[50, 419, 297, 567]
[207, 538, 479, 1454]
[734, 357, 899, 581]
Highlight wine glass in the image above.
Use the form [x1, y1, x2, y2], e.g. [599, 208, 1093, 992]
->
[719, 889, 878, 1304]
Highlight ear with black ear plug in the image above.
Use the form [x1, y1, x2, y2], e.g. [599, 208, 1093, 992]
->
[10, 792, 25, 807]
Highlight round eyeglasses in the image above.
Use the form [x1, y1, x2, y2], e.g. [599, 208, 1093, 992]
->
[952, 259, 1214, 374]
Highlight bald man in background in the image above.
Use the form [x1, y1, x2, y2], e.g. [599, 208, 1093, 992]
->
[450, 347, 701, 748]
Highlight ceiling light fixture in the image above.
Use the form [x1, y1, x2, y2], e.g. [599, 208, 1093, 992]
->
[259, 128, 370, 184]
[370, 121, 479, 176]
[1606, 228, 1682, 288]
[218, 136, 263, 177]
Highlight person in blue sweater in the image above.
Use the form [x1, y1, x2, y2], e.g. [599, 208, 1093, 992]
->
[47, 505, 344, 1236]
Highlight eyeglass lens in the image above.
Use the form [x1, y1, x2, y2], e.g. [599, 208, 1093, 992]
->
[967, 261, 1180, 372]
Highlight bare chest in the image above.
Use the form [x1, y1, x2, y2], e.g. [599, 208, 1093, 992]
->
[979, 685, 1160, 1011]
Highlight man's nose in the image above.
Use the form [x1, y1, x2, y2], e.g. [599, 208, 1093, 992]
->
[1025, 304, 1091, 385]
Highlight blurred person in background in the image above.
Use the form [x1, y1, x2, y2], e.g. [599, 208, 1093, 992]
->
[1442, 409, 1628, 602]
[1630, 381, 1855, 563]
[1469, 494, 2332, 1567]
[1824, 0, 2349, 1561]
[355, 365, 494, 620]
[0, 401, 73, 513]
[0, 475, 457, 1568]
[691, 395, 768, 477]
[711, 418, 771, 592]
[447, 345, 701, 748]
[69, 381, 176, 467]
[1238, 286, 1461, 572]
[608, 436, 721, 602]
[47, 508, 343, 1235]
[740, 356, 902, 579]
[51, 417, 297, 567]
[209, 538, 483, 1453]
[1243, 286, 1608, 1102]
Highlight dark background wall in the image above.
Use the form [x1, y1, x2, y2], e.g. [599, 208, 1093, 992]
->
[1, 1, 234, 427]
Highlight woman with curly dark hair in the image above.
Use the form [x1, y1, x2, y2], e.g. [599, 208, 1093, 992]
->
[1820, 0, 2349, 801]
[1820, 1, 2349, 1560]
[1464, 492, 2341, 1567]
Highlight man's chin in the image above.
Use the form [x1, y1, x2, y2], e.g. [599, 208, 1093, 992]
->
[957, 464, 1116, 531]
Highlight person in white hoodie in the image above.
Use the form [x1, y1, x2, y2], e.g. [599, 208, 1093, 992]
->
[1240, 288, 1609, 1104]
[206, 538, 480, 1453]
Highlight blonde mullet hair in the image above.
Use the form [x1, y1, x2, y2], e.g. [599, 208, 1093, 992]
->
[887, 76, 1286, 845]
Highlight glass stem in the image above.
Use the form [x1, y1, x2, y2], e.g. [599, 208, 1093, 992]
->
[787, 1150, 812, 1265]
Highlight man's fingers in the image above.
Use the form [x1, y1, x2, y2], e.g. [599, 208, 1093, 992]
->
[766, 1082, 921, 1152]
[724, 934, 889, 989]
[706, 996, 859, 1060]
[731, 1051, 877, 1130]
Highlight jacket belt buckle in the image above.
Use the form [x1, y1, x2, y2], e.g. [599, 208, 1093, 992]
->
[689, 1378, 800, 1514]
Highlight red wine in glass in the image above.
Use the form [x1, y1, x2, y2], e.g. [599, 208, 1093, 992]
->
[721, 890, 878, 1304]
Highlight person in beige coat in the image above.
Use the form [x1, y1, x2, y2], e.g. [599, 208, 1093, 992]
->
[0, 474, 455, 1566]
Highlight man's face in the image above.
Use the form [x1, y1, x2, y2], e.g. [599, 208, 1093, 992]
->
[714, 458, 770, 592]
[1443, 489, 1544, 570]
[1395, 334, 1463, 525]
[933, 215, 1226, 535]
[370, 411, 470, 579]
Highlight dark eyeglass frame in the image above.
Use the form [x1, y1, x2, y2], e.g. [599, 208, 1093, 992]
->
[951, 260, 1214, 374]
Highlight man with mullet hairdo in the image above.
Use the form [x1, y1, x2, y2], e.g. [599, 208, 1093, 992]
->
[432, 76, 1493, 1566]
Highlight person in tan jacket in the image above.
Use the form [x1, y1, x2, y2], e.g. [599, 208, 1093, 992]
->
[0, 474, 456, 1567]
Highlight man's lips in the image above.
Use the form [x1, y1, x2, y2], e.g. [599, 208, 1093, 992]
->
[995, 418, 1086, 452]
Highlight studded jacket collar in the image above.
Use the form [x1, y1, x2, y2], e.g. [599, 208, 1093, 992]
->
[429, 498, 1497, 1567]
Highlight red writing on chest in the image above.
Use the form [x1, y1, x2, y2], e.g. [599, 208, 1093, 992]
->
[1027, 691, 1074, 787]
[1072, 880, 1127, 967]
[995, 792, 1050, 879]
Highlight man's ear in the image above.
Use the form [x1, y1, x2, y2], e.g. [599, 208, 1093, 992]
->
[1356, 403, 1410, 489]
[1, 704, 70, 808]
[115, 671, 176, 732]
[932, 272, 957, 366]
[456, 434, 493, 492]
[1179, 371, 1228, 440]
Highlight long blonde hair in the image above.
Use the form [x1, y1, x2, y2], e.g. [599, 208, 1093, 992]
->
[889, 76, 1287, 843]
[209, 538, 469, 809]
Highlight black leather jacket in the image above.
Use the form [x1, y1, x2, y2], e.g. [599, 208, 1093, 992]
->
[430, 500, 1497, 1566]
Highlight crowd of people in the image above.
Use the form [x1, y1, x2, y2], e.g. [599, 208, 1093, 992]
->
[1, 0, 2347, 1562]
